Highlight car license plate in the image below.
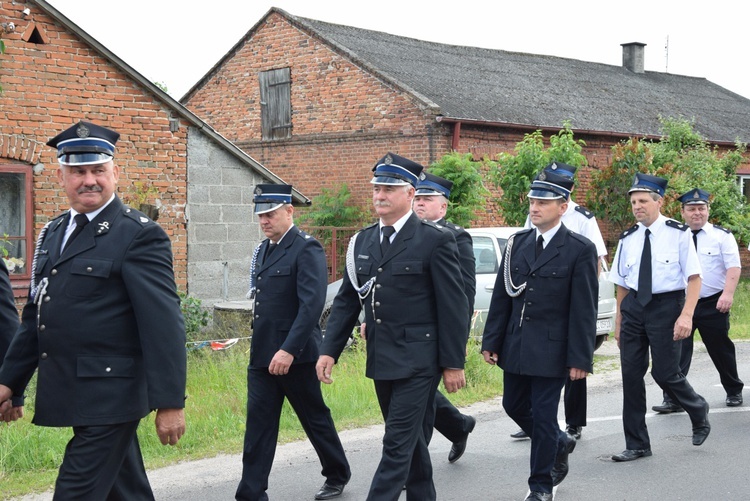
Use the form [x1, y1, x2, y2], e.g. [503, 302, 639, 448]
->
[596, 318, 613, 332]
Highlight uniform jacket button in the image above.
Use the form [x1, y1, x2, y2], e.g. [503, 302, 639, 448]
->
[86, 267, 93, 272]
[105, 367, 112, 372]
[378, 267, 383, 273]
[51, 269, 58, 275]
[39, 325, 46, 331]
[44, 296, 51, 302]
[375, 301, 381, 307]
[40, 353, 48, 359]
[376, 319, 382, 324]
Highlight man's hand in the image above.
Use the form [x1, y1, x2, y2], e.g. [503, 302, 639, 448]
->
[316, 355, 335, 384]
[268, 349, 294, 376]
[1, 405, 24, 423]
[155, 408, 186, 446]
[716, 293, 733, 314]
[359, 322, 367, 340]
[673, 312, 693, 340]
[482, 350, 498, 365]
[569, 368, 588, 381]
[442, 368, 466, 393]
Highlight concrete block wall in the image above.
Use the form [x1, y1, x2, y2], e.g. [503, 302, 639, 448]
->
[186, 129, 268, 304]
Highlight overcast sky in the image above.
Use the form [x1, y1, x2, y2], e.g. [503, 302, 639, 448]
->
[45, 0, 750, 101]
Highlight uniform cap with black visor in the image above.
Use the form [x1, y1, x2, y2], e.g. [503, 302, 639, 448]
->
[527, 162, 575, 200]
[46, 121, 120, 166]
[415, 172, 453, 198]
[371, 152, 425, 187]
[253, 184, 293, 215]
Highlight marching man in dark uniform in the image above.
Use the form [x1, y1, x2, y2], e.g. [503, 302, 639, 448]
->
[0, 258, 24, 422]
[482, 168, 598, 501]
[610, 174, 710, 463]
[0, 121, 187, 499]
[413, 172, 477, 463]
[316, 153, 469, 501]
[236, 184, 351, 501]
[652, 188, 743, 413]
[513, 162, 608, 442]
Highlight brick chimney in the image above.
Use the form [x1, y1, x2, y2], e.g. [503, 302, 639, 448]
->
[621, 42, 646, 73]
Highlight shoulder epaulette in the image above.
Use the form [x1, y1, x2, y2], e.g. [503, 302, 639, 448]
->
[713, 223, 731, 234]
[666, 219, 689, 231]
[294, 228, 313, 240]
[574, 205, 595, 219]
[620, 224, 639, 239]
[516, 227, 535, 237]
[421, 219, 443, 230]
[123, 206, 151, 226]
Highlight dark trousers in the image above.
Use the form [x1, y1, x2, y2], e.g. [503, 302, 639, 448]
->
[433, 390, 471, 443]
[503, 371, 567, 494]
[236, 363, 350, 501]
[663, 292, 744, 403]
[564, 377, 587, 427]
[369, 374, 440, 501]
[620, 291, 708, 450]
[54, 420, 153, 500]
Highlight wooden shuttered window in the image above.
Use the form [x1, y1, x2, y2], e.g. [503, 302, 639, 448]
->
[259, 68, 292, 140]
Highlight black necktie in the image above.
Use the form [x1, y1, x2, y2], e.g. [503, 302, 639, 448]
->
[64, 213, 89, 251]
[692, 229, 699, 249]
[265, 242, 277, 259]
[535, 234, 544, 259]
[381, 226, 395, 255]
[637, 228, 652, 306]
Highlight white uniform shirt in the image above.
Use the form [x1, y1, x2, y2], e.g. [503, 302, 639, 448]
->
[693, 223, 741, 298]
[525, 199, 608, 258]
[611, 214, 702, 294]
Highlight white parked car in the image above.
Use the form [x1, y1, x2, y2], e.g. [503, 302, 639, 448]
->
[467, 227, 615, 351]
[321, 226, 616, 351]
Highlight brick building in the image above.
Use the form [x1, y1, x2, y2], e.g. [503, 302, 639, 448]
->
[182, 8, 750, 248]
[0, 0, 308, 307]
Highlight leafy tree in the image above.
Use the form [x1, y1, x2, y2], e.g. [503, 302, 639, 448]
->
[587, 116, 750, 245]
[586, 138, 655, 238]
[427, 151, 489, 228]
[295, 184, 370, 228]
[296, 184, 371, 280]
[489, 121, 587, 225]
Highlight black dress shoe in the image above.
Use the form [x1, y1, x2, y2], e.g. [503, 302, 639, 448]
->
[566, 424, 582, 440]
[651, 401, 684, 414]
[551, 432, 576, 486]
[510, 429, 529, 439]
[314, 482, 346, 500]
[611, 448, 652, 462]
[692, 406, 710, 446]
[448, 415, 476, 463]
[525, 491, 553, 501]
[726, 393, 743, 407]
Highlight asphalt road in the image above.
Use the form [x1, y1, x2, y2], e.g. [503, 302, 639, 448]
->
[13, 339, 750, 500]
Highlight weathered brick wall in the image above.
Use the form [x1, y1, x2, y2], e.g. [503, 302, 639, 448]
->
[0, 1, 189, 293]
[185, 11, 445, 209]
